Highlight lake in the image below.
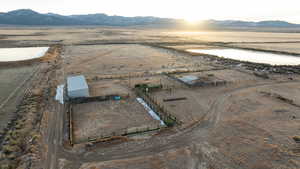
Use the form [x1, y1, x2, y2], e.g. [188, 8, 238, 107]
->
[187, 48, 300, 66]
[0, 47, 49, 62]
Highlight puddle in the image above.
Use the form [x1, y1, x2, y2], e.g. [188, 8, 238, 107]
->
[0, 47, 49, 62]
[187, 48, 300, 65]
[55, 84, 65, 104]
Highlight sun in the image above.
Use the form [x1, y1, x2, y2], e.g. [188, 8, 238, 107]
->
[185, 17, 199, 23]
[183, 15, 203, 24]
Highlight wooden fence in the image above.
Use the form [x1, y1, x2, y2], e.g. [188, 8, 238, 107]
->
[135, 88, 182, 126]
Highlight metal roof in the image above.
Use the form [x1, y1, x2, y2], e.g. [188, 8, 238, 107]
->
[67, 75, 89, 92]
[179, 75, 198, 82]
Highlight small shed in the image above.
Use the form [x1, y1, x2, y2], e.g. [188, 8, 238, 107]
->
[178, 75, 198, 85]
[67, 75, 89, 98]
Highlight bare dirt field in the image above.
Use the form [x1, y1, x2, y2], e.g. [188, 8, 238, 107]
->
[89, 80, 131, 97]
[0, 65, 38, 130]
[88, 75, 178, 97]
[207, 83, 300, 168]
[0, 66, 37, 104]
[1, 27, 300, 169]
[63, 44, 209, 76]
[1, 27, 300, 46]
[72, 98, 161, 143]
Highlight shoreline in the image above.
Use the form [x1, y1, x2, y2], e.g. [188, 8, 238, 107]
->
[0, 45, 61, 69]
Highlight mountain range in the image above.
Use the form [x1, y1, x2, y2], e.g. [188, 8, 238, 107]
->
[0, 9, 299, 28]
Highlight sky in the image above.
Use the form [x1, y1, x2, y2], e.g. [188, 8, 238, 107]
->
[1, 0, 300, 23]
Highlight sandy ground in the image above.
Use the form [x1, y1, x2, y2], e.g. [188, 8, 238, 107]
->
[1, 27, 300, 47]
[63, 44, 204, 76]
[207, 83, 300, 168]
[0, 65, 38, 130]
[72, 98, 161, 143]
[1, 27, 300, 169]
[89, 80, 131, 97]
[0, 66, 37, 103]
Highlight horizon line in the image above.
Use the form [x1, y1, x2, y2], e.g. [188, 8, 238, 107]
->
[1, 8, 299, 25]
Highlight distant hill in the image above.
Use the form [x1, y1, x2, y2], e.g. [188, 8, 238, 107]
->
[0, 9, 299, 28]
[204, 20, 300, 28]
[0, 9, 175, 26]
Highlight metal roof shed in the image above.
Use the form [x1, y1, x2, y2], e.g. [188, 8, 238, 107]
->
[178, 75, 198, 85]
[67, 75, 89, 98]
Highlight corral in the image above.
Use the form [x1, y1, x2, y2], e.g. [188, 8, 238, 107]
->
[71, 97, 162, 144]
[68, 75, 180, 144]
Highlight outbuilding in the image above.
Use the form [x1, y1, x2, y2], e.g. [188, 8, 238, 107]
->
[178, 75, 198, 85]
[67, 75, 90, 98]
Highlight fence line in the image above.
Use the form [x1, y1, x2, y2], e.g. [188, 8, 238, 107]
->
[87, 67, 227, 81]
[135, 88, 182, 126]
[69, 104, 74, 146]
[75, 124, 164, 144]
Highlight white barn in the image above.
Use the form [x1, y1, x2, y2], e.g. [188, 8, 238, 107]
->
[67, 75, 90, 98]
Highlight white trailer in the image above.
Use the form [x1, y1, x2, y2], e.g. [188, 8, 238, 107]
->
[67, 75, 89, 98]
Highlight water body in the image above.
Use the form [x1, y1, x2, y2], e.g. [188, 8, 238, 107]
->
[187, 48, 300, 66]
[0, 47, 49, 62]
